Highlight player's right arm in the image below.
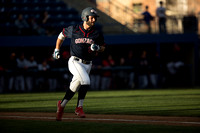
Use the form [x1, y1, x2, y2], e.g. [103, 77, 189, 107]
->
[53, 26, 73, 59]
[56, 32, 65, 49]
[53, 32, 65, 59]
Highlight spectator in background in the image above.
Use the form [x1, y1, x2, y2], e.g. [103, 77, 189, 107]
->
[5, 52, 17, 92]
[116, 57, 128, 89]
[183, 11, 198, 33]
[15, 53, 28, 92]
[41, 11, 50, 26]
[15, 14, 30, 35]
[137, 50, 150, 89]
[156, 1, 166, 33]
[0, 64, 4, 93]
[39, 11, 55, 36]
[38, 59, 50, 71]
[125, 50, 137, 89]
[57, 51, 70, 68]
[101, 54, 115, 90]
[47, 56, 58, 91]
[36, 59, 50, 91]
[90, 56, 102, 90]
[28, 16, 46, 36]
[142, 5, 154, 33]
[26, 55, 38, 92]
[57, 51, 71, 91]
[166, 44, 185, 87]
[149, 52, 161, 88]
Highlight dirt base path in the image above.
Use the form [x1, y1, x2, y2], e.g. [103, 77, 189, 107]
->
[0, 112, 200, 126]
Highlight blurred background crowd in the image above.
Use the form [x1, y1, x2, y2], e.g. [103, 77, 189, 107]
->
[0, 43, 192, 93]
[0, 0, 200, 93]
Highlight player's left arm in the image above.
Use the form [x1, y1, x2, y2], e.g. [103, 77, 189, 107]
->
[96, 34, 106, 52]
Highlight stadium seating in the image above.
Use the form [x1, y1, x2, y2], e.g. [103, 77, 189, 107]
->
[0, 0, 82, 36]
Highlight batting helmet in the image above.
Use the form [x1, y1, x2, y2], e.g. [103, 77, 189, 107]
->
[81, 7, 99, 21]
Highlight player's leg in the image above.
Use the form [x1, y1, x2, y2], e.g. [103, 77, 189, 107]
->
[57, 57, 91, 120]
[60, 76, 81, 107]
[75, 84, 89, 118]
[73, 65, 91, 117]
[76, 62, 91, 106]
[68, 57, 92, 117]
[56, 86, 76, 121]
[56, 58, 81, 121]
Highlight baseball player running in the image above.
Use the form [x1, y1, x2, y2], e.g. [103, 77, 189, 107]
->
[53, 7, 106, 121]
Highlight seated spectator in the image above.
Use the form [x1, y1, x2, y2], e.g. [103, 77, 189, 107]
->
[39, 11, 55, 36]
[15, 14, 30, 35]
[40, 11, 50, 26]
[28, 16, 46, 35]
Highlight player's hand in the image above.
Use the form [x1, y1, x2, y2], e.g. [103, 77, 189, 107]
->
[91, 44, 100, 51]
[98, 46, 105, 52]
[52, 49, 60, 59]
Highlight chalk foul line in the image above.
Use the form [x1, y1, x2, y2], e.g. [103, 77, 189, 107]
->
[0, 115, 200, 125]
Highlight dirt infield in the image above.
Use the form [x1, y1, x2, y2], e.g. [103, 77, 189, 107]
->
[0, 112, 200, 127]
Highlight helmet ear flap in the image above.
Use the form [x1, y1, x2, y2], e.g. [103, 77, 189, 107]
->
[82, 16, 89, 21]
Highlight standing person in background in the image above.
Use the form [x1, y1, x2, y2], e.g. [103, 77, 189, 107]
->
[90, 56, 102, 90]
[116, 57, 128, 89]
[37, 59, 50, 91]
[137, 50, 150, 89]
[15, 53, 28, 92]
[26, 55, 38, 92]
[0, 64, 5, 93]
[149, 52, 161, 88]
[101, 54, 115, 90]
[125, 50, 137, 89]
[53, 7, 106, 121]
[5, 52, 17, 92]
[156, 1, 166, 33]
[142, 6, 154, 33]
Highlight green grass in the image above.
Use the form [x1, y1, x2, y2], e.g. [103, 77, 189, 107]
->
[0, 88, 200, 133]
[0, 89, 200, 117]
[0, 119, 200, 133]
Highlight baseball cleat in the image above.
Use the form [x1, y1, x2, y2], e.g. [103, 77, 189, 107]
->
[56, 100, 64, 121]
[75, 106, 86, 118]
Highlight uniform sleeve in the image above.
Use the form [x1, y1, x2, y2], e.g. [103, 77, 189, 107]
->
[62, 26, 73, 38]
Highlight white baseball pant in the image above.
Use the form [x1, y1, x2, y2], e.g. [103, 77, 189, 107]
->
[68, 56, 92, 92]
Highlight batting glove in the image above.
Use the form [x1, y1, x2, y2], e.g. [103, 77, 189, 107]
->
[91, 44, 100, 51]
[53, 49, 60, 59]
